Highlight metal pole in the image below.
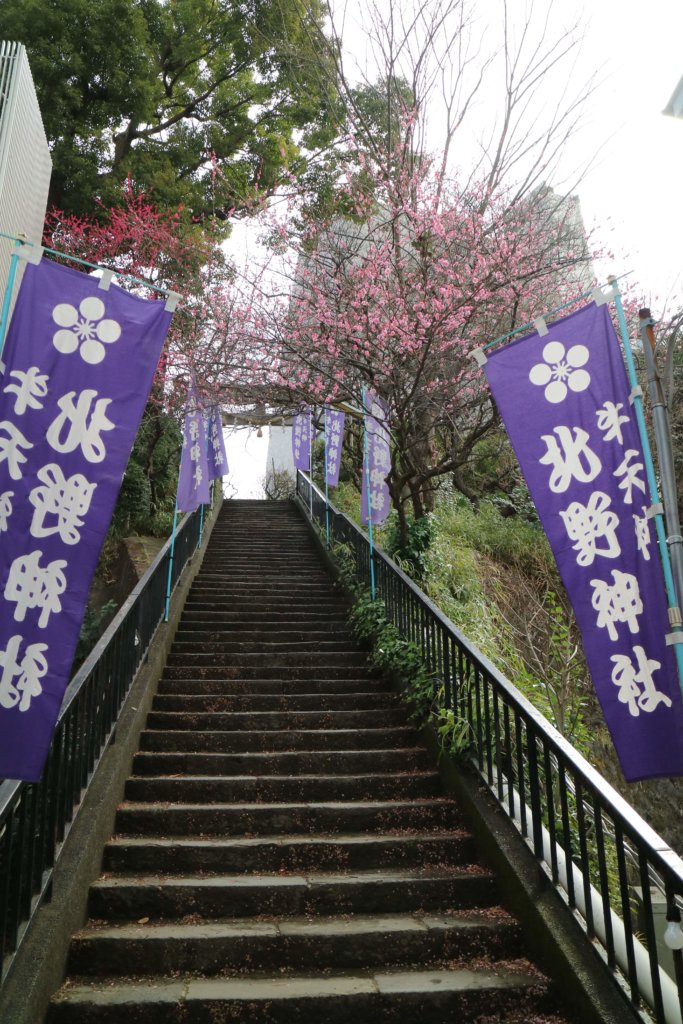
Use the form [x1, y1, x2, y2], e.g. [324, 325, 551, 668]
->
[198, 418, 210, 548]
[309, 407, 314, 521]
[611, 281, 683, 694]
[0, 238, 23, 363]
[163, 498, 179, 623]
[361, 386, 376, 600]
[324, 406, 330, 548]
[638, 307, 683, 611]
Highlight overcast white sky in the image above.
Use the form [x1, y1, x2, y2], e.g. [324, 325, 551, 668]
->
[336, 0, 683, 309]
[231, 1, 683, 313]
[573, 1, 683, 309]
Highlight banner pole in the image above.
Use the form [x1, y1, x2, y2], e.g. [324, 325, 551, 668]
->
[309, 407, 314, 521]
[198, 418, 209, 548]
[164, 497, 179, 623]
[324, 406, 330, 548]
[361, 386, 376, 600]
[0, 238, 23, 363]
[638, 308, 683, 610]
[611, 280, 683, 695]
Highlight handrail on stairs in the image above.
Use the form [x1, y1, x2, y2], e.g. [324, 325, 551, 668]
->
[0, 501, 209, 987]
[296, 470, 683, 1024]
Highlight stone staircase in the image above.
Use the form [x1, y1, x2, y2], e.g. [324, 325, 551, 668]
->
[48, 500, 573, 1023]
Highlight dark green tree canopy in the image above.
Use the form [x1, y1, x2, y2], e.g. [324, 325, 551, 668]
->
[1, 0, 339, 216]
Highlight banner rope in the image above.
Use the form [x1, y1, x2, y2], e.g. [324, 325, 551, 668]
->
[483, 272, 632, 354]
[0, 230, 177, 298]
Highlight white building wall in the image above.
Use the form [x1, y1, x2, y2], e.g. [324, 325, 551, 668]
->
[0, 41, 52, 310]
[265, 425, 295, 480]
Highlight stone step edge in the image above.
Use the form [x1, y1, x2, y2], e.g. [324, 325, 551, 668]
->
[118, 798, 456, 812]
[52, 966, 547, 1005]
[105, 831, 470, 848]
[73, 909, 515, 941]
[126, 771, 438, 783]
[133, 747, 425, 758]
[91, 867, 490, 888]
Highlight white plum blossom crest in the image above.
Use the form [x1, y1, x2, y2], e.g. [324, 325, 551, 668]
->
[529, 340, 591, 404]
[52, 296, 121, 365]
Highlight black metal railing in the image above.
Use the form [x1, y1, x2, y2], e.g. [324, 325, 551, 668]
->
[298, 472, 683, 1024]
[0, 501, 209, 986]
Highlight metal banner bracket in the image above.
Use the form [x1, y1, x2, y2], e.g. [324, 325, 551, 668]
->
[471, 347, 487, 367]
[668, 605, 683, 629]
[17, 244, 43, 265]
[165, 290, 181, 313]
[592, 284, 618, 306]
[98, 269, 115, 291]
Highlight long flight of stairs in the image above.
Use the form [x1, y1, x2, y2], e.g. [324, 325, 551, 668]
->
[48, 500, 573, 1023]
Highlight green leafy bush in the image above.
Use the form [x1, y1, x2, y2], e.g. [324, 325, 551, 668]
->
[333, 544, 471, 758]
[72, 599, 118, 671]
[384, 512, 435, 582]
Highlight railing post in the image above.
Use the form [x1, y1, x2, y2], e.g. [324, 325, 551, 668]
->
[324, 407, 330, 548]
[526, 729, 544, 860]
[361, 387, 376, 600]
[164, 499, 179, 622]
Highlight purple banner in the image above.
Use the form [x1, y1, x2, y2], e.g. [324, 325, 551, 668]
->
[208, 406, 228, 481]
[0, 258, 172, 781]
[325, 407, 345, 487]
[361, 391, 391, 526]
[177, 382, 210, 512]
[485, 302, 683, 780]
[292, 407, 312, 472]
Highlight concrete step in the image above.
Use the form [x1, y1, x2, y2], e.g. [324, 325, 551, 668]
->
[67, 908, 522, 976]
[102, 832, 475, 874]
[163, 647, 368, 663]
[150, 692, 397, 713]
[144, 709, 409, 731]
[189, 560, 330, 571]
[49, 966, 561, 1024]
[130, 748, 430, 777]
[87, 867, 498, 920]
[168, 640, 364, 655]
[183, 599, 349, 613]
[138, 726, 420, 752]
[179, 611, 351, 624]
[192, 572, 333, 583]
[114, 798, 461, 836]
[190, 582, 337, 594]
[173, 628, 357, 643]
[186, 576, 339, 586]
[122, 771, 442, 804]
[155, 678, 389, 696]
[160, 665, 376, 680]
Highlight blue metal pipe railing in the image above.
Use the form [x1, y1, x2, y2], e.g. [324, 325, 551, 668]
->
[297, 471, 683, 1024]
[0, 501, 209, 985]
